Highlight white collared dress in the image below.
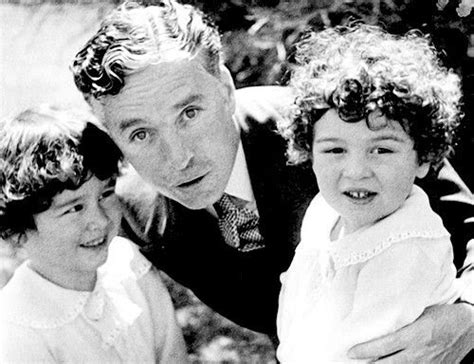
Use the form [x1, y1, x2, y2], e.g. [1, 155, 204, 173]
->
[277, 185, 464, 363]
[0, 237, 188, 363]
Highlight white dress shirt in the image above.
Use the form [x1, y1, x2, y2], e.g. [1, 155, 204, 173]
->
[208, 140, 258, 216]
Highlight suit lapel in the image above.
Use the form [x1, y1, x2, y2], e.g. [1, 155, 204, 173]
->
[240, 117, 317, 266]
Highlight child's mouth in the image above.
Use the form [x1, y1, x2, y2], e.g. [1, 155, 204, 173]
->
[343, 190, 377, 203]
[80, 237, 107, 248]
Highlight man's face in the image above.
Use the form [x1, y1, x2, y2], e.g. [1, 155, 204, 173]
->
[98, 60, 239, 209]
[311, 109, 429, 234]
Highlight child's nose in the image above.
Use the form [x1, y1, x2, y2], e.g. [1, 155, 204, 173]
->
[342, 153, 373, 179]
[87, 205, 110, 231]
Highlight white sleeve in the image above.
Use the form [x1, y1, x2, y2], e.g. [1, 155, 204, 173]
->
[340, 237, 457, 351]
[458, 239, 474, 304]
[139, 267, 189, 364]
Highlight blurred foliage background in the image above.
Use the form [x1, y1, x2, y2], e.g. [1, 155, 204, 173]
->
[1, 0, 473, 362]
[202, 0, 474, 190]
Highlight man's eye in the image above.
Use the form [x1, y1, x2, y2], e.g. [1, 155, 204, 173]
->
[324, 148, 345, 154]
[183, 107, 199, 120]
[130, 129, 149, 142]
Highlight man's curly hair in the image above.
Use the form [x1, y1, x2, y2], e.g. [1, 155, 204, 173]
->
[0, 105, 122, 243]
[71, 0, 222, 102]
[279, 24, 463, 174]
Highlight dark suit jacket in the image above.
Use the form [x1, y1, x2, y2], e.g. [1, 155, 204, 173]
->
[116, 86, 474, 336]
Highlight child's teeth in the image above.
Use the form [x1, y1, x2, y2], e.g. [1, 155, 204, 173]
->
[82, 238, 104, 247]
[349, 191, 369, 198]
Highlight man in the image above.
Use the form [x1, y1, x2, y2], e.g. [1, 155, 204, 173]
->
[71, 1, 474, 361]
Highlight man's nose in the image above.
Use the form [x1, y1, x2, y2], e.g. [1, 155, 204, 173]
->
[160, 130, 194, 171]
[342, 152, 373, 179]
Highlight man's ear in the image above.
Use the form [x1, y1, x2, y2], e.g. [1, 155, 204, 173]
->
[88, 98, 107, 128]
[416, 162, 430, 179]
[218, 65, 236, 114]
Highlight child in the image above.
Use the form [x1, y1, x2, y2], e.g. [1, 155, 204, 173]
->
[0, 105, 188, 363]
[277, 25, 467, 363]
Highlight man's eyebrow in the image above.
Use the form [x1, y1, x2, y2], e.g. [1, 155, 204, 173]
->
[117, 95, 204, 132]
[118, 118, 144, 133]
[172, 94, 204, 110]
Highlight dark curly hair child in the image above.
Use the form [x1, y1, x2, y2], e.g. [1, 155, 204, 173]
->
[0, 105, 187, 362]
[0, 105, 122, 243]
[279, 24, 462, 175]
[276, 24, 465, 363]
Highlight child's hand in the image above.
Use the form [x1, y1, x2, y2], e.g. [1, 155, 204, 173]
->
[347, 303, 474, 363]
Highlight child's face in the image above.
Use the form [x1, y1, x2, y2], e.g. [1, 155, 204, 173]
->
[23, 176, 120, 290]
[312, 109, 429, 234]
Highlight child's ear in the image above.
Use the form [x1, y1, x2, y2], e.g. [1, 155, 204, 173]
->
[14, 233, 29, 247]
[4, 233, 28, 248]
[416, 162, 430, 179]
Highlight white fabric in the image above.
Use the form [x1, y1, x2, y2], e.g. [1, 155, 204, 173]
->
[0, 237, 188, 363]
[459, 239, 474, 303]
[225, 141, 255, 205]
[224, 141, 258, 214]
[277, 185, 465, 363]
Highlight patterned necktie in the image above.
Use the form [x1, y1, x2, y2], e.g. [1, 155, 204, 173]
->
[214, 193, 265, 252]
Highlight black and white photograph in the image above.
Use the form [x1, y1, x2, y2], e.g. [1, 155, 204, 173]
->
[0, 0, 473, 362]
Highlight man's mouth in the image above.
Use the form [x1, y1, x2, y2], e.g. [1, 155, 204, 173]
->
[343, 190, 377, 202]
[80, 236, 107, 248]
[177, 174, 207, 188]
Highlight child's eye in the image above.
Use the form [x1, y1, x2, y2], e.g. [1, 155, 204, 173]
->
[100, 189, 115, 200]
[372, 147, 393, 154]
[64, 204, 83, 215]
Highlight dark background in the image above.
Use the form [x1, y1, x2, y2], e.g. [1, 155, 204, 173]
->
[190, 0, 474, 189]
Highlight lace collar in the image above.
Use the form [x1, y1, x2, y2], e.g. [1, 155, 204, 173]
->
[0, 237, 151, 347]
[300, 185, 450, 270]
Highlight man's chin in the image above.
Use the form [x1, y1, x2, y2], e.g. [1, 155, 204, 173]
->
[174, 193, 218, 210]
[169, 180, 225, 209]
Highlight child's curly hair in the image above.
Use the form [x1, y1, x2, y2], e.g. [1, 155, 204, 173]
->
[279, 24, 463, 174]
[0, 105, 122, 243]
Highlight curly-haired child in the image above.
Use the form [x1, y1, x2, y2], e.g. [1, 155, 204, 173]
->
[0, 105, 188, 363]
[277, 24, 469, 363]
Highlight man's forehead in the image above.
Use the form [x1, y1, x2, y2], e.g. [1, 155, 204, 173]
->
[120, 61, 211, 94]
[89, 55, 223, 125]
[127, 55, 211, 83]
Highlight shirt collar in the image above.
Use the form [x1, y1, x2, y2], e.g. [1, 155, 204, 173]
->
[0, 238, 148, 338]
[224, 139, 255, 204]
[301, 185, 450, 270]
